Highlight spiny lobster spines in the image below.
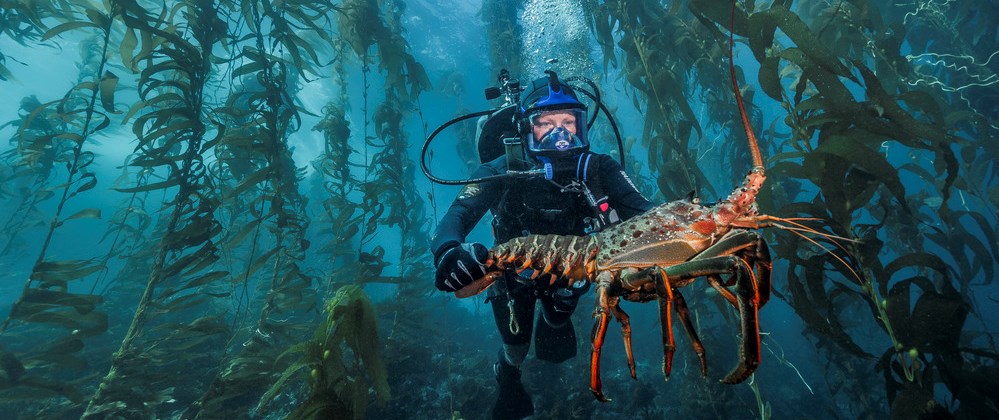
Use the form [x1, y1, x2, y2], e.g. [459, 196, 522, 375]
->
[714, 166, 766, 226]
[490, 234, 600, 284]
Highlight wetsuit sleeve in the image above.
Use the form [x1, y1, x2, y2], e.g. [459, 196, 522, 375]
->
[599, 155, 655, 220]
[429, 163, 503, 263]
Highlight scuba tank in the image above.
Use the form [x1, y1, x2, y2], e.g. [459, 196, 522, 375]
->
[475, 105, 527, 170]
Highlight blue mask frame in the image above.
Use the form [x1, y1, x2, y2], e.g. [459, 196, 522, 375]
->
[525, 108, 589, 155]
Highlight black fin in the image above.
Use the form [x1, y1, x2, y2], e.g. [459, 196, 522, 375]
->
[492, 350, 534, 419]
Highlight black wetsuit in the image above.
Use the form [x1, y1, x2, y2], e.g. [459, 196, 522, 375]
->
[430, 151, 654, 358]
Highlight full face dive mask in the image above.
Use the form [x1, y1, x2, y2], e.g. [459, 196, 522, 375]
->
[527, 109, 588, 155]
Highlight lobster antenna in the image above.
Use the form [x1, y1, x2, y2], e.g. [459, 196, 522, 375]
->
[762, 216, 860, 243]
[729, 1, 764, 170]
[781, 228, 865, 285]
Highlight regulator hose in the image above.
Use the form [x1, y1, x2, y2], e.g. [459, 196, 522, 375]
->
[422, 77, 627, 185]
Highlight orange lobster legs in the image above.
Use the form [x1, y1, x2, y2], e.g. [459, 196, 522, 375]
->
[587, 229, 771, 401]
[653, 269, 709, 380]
[590, 271, 631, 402]
[660, 229, 767, 384]
[660, 229, 771, 384]
[589, 269, 708, 402]
[671, 285, 709, 376]
[654, 275, 676, 380]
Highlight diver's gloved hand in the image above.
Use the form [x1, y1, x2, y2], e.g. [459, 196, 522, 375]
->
[434, 242, 490, 292]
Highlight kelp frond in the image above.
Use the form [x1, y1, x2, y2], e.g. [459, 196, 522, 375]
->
[256, 285, 388, 419]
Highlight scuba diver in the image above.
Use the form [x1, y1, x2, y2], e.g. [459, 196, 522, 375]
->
[428, 70, 654, 419]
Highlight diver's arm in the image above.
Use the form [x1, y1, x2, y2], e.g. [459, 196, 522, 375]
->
[430, 161, 503, 262]
[599, 155, 655, 220]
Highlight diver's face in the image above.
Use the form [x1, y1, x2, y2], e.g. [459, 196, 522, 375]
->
[531, 110, 577, 140]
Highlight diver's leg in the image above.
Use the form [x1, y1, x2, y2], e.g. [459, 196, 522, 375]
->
[535, 279, 590, 363]
[488, 272, 535, 419]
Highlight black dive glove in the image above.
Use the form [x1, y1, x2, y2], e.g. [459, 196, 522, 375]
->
[434, 242, 490, 292]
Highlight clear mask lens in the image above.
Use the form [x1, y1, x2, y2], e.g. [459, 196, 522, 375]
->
[526, 108, 588, 154]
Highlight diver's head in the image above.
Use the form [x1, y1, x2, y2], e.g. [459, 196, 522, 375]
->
[519, 70, 588, 161]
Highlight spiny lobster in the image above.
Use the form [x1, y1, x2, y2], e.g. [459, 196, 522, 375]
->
[460, 162, 776, 401]
[455, 8, 853, 402]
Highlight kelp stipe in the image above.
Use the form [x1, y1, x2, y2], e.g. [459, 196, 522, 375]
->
[0, 3, 120, 406]
[589, 0, 725, 202]
[312, 40, 364, 291]
[91, 157, 155, 295]
[312, 101, 364, 288]
[481, 0, 525, 75]
[82, 0, 232, 417]
[0, 96, 64, 257]
[187, 0, 338, 416]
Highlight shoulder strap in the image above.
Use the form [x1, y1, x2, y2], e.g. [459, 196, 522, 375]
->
[574, 153, 620, 233]
[576, 152, 601, 196]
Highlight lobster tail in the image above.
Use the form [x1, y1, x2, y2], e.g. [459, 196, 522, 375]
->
[491, 234, 599, 283]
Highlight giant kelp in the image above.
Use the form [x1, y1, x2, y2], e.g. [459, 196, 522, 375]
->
[218, 0, 437, 416]
[588, 0, 727, 201]
[0, 0, 996, 418]
[82, 0, 233, 416]
[325, 1, 450, 417]
[481, 0, 525, 75]
[327, 0, 432, 293]
[0, 0, 409, 415]
[0, 0, 119, 404]
[703, 0, 997, 417]
[0, 96, 66, 257]
[311, 44, 363, 290]
[90, 157, 154, 295]
[188, 0, 336, 415]
[0, 0, 75, 81]
[257, 285, 388, 419]
[312, 101, 364, 288]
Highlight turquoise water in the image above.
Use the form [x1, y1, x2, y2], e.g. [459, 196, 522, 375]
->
[0, 0, 995, 418]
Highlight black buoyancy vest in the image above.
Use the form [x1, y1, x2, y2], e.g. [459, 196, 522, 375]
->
[490, 153, 618, 243]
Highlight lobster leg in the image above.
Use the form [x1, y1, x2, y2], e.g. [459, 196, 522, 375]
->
[652, 268, 676, 381]
[755, 235, 772, 306]
[711, 232, 770, 307]
[672, 288, 708, 376]
[589, 271, 614, 402]
[713, 232, 768, 383]
[607, 296, 636, 380]
[723, 257, 761, 384]
[707, 274, 738, 307]
[661, 253, 761, 384]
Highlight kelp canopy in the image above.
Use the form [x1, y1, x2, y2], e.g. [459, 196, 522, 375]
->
[0, 0, 996, 418]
